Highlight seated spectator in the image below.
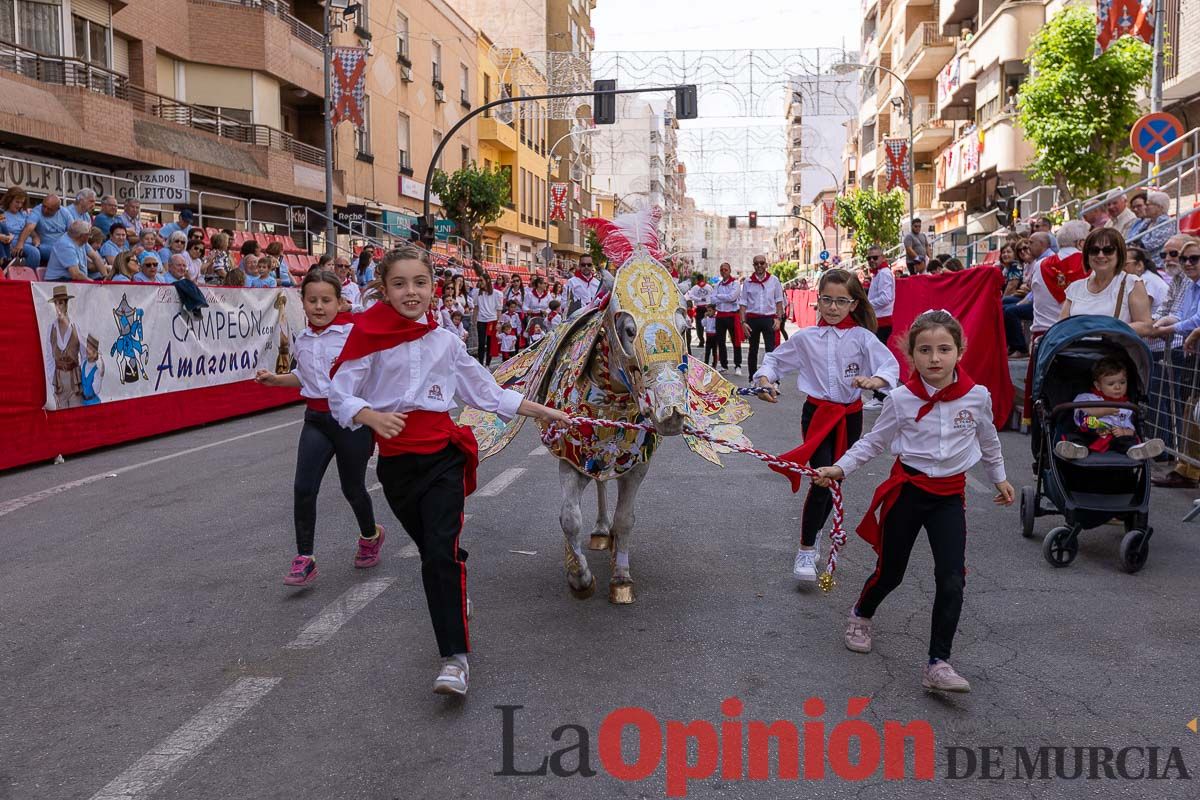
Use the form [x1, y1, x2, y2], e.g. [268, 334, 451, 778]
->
[0, 186, 41, 267]
[1054, 358, 1163, 461]
[163, 253, 190, 284]
[1131, 190, 1176, 270]
[246, 256, 277, 288]
[1060, 227, 1153, 336]
[63, 189, 96, 227]
[159, 208, 196, 243]
[1106, 189, 1138, 239]
[1004, 231, 1056, 357]
[185, 240, 205, 281]
[239, 239, 261, 264]
[132, 251, 163, 283]
[133, 228, 157, 259]
[158, 231, 188, 268]
[109, 250, 138, 282]
[207, 232, 232, 283]
[316, 253, 333, 270]
[1125, 245, 1168, 315]
[21, 193, 72, 264]
[240, 253, 259, 281]
[224, 267, 246, 287]
[44, 220, 95, 282]
[114, 198, 143, 238]
[1000, 243, 1024, 296]
[99, 223, 129, 266]
[87, 227, 106, 278]
[92, 194, 120, 236]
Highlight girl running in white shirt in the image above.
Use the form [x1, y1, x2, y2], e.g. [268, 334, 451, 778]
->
[754, 269, 900, 582]
[255, 270, 382, 587]
[815, 310, 1015, 693]
[328, 245, 567, 696]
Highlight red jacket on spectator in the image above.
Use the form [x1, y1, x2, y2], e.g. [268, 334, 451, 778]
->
[1039, 250, 1087, 304]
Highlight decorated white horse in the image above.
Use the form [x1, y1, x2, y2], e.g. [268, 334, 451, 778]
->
[461, 209, 753, 604]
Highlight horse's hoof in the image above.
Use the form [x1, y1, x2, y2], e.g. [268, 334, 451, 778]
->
[588, 534, 611, 551]
[569, 575, 596, 600]
[608, 581, 635, 605]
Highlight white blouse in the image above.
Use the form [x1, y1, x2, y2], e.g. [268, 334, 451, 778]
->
[835, 379, 1007, 483]
[1065, 273, 1143, 323]
[329, 327, 524, 430]
[293, 322, 352, 401]
[754, 324, 900, 404]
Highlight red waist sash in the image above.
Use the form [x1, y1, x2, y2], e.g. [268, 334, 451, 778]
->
[857, 458, 965, 553]
[375, 410, 481, 496]
[772, 397, 864, 493]
[716, 310, 744, 346]
[306, 398, 331, 412]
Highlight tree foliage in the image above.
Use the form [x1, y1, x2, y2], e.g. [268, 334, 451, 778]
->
[431, 164, 512, 254]
[834, 188, 905, 258]
[770, 260, 800, 284]
[1016, 5, 1153, 200]
[585, 228, 606, 269]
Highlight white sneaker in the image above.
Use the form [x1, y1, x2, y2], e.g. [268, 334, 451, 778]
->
[434, 658, 469, 696]
[1127, 438, 1165, 461]
[1053, 440, 1088, 460]
[862, 397, 883, 410]
[734, 367, 742, 376]
[792, 547, 819, 581]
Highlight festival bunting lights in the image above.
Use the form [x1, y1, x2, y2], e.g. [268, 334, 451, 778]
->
[330, 47, 369, 127]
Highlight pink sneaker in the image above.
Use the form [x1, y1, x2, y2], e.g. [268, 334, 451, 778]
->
[354, 525, 385, 569]
[284, 555, 318, 586]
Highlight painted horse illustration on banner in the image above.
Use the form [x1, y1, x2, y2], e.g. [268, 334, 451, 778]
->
[460, 208, 753, 604]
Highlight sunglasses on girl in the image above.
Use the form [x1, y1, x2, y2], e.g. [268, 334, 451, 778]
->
[1087, 245, 1117, 256]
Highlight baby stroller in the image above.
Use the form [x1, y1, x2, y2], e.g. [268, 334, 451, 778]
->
[1020, 316, 1154, 573]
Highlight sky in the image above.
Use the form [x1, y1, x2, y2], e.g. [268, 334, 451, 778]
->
[590, 0, 863, 219]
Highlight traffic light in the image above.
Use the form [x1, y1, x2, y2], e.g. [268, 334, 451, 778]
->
[748, 210, 758, 228]
[995, 182, 1017, 223]
[701, 247, 708, 259]
[728, 215, 737, 229]
[593, 79, 616, 125]
[675, 84, 698, 120]
[419, 213, 436, 248]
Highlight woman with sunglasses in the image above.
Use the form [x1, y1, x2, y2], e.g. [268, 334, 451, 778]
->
[1059, 229, 1153, 336]
[186, 241, 205, 282]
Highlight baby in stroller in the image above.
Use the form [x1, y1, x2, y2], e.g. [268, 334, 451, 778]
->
[1053, 357, 1164, 462]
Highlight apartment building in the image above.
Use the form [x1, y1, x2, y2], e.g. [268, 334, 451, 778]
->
[0, 0, 474, 245]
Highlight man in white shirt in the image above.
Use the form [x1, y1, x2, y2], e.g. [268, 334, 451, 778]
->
[739, 254, 784, 379]
[684, 275, 714, 353]
[564, 256, 601, 315]
[865, 245, 895, 343]
[1105, 190, 1138, 239]
[710, 262, 743, 374]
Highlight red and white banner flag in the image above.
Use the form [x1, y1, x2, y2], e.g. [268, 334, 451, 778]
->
[1096, 0, 1154, 56]
[821, 199, 837, 230]
[550, 183, 569, 221]
[884, 138, 911, 191]
[330, 47, 368, 127]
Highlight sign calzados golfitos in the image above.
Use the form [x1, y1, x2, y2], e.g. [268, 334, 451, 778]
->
[114, 169, 191, 205]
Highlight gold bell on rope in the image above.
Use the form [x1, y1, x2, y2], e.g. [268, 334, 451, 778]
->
[818, 571, 836, 593]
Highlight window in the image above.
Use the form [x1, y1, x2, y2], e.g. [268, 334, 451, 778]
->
[483, 73, 491, 105]
[461, 145, 470, 169]
[459, 63, 470, 107]
[519, 168, 527, 223]
[432, 41, 442, 85]
[9, 0, 62, 55]
[353, 0, 370, 38]
[73, 15, 109, 67]
[355, 96, 372, 158]
[397, 111, 411, 173]
[396, 12, 409, 63]
[433, 129, 443, 169]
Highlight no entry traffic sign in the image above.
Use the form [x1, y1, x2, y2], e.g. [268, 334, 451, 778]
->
[1131, 112, 1185, 163]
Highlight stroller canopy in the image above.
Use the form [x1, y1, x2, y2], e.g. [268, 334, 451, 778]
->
[1033, 315, 1152, 399]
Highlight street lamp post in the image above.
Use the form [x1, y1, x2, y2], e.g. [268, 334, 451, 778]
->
[321, 0, 335, 257]
[832, 60, 916, 234]
[545, 128, 599, 274]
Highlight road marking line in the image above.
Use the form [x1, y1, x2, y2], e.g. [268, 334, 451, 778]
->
[88, 677, 280, 800]
[285, 577, 395, 649]
[528, 445, 548, 456]
[0, 420, 302, 519]
[475, 467, 526, 497]
[965, 474, 988, 494]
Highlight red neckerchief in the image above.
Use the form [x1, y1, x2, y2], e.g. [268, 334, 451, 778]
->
[872, 259, 890, 274]
[329, 303, 437, 376]
[308, 311, 354, 334]
[904, 370, 977, 421]
[719, 277, 734, 285]
[749, 271, 771, 285]
[818, 316, 858, 330]
[574, 270, 595, 282]
[697, 278, 707, 287]
[532, 288, 548, 299]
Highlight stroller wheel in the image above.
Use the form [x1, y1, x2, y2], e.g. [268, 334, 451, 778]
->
[1042, 526, 1077, 568]
[1119, 530, 1150, 574]
[1020, 486, 1037, 538]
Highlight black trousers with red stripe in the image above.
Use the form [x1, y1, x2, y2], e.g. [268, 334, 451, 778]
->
[854, 479, 967, 662]
[800, 401, 863, 546]
[378, 445, 470, 657]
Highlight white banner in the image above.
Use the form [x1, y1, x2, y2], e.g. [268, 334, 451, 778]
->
[114, 169, 190, 204]
[32, 283, 306, 411]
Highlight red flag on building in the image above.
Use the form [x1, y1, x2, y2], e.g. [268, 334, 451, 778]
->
[884, 138, 911, 191]
[821, 199, 836, 230]
[550, 183, 569, 221]
[1096, 0, 1155, 56]
[330, 47, 368, 127]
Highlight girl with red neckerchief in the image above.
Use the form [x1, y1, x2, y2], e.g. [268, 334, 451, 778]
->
[327, 245, 567, 697]
[815, 310, 1015, 694]
[255, 269, 382, 589]
[753, 269, 900, 583]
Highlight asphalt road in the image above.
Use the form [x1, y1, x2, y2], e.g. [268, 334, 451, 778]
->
[3, 354, 1200, 800]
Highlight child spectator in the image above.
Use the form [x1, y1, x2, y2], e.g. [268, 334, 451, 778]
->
[247, 257, 278, 288]
[224, 267, 246, 287]
[526, 320, 546, 346]
[500, 299, 523, 347]
[498, 322, 517, 361]
[546, 299, 563, 329]
[208, 232, 231, 283]
[703, 305, 719, 367]
[448, 310, 469, 343]
[1055, 358, 1164, 461]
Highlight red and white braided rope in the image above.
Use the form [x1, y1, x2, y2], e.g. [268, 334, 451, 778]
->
[541, 415, 851, 586]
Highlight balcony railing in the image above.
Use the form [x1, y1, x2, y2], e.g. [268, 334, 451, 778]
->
[915, 182, 935, 209]
[913, 101, 950, 133]
[199, 0, 324, 49]
[899, 22, 954, 73]
[0, 39, 325, 168]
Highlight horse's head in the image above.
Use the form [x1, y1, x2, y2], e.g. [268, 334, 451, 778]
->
[604, 253, 690, 436]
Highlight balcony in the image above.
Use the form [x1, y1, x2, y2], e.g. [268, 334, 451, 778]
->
[478, 117, 517, 152]
[937, 51, 975, 113]
[899, 22, 956, 80]
[912, 102, 954, 153]
[968, 1, 1047, 73]
[940, 0, 977, 34]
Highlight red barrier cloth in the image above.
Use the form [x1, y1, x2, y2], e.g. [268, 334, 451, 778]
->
[784, 289, 819, 328]
[0, 282, 300, 472]
[888, 267, 1013, 429]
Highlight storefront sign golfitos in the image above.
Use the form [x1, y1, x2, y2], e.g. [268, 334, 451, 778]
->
[114, 169, 190, 204]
